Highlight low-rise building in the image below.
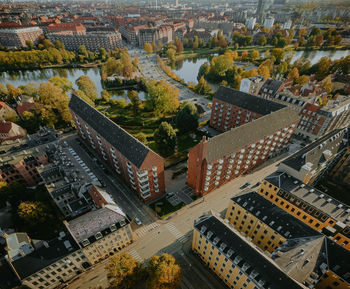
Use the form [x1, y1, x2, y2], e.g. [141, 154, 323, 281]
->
[258, 78, 284, 99]
[225, 191, 320, 253]
[0, 26, 43, 48]
[263, 17, 275, 29]
[64, 205, 133, 264]
[69, 94, 165, 202]
[5, 231, 88, 289]
[138, 25, 173, 47]
[279, 128, 348, 184]
[188, 98, 299, 196]
[0, 122, 26, 143]
[0, 127, 58, 186]
[239, 76, 265, 95]
[259, 171, 350, 251]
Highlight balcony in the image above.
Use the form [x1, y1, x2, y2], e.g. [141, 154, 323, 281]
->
[152, 166, 157, 172]
[140, 186, 150, 193]
[207, 164, 213, 170]
[139, 182, 149, 190]
[137, 170, 148, 178]
[127, 167, 133, 175]
[141, 192, 151, 200]
[206, 170, 211, 176]
[126, 162, 132, 169]
[218, 159, 224, 164]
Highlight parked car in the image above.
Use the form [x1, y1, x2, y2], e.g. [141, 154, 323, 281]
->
[134, 217, 142, 225]
[240, 182, 251, 189]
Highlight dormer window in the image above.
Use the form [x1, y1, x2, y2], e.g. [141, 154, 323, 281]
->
[95, 232, 103, 240]
[82, 239, 90, 247]
[110, 224, 117, 232]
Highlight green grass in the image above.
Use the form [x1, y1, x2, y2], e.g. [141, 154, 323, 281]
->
[150, 197, 186, 218]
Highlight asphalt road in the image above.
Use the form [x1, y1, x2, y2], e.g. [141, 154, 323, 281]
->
[64, 135, 156, 225]
[68, 154, 284, 289]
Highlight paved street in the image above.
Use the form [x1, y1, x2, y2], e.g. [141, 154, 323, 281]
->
[127, 47, 212, 113]
[64, 135, 156, 225]
[68, 154, 284, 289]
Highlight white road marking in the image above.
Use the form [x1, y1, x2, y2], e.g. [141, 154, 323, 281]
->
[166, 223, 187, 243]
[135, 222, 160, 238]
[128, 249, 143, 262]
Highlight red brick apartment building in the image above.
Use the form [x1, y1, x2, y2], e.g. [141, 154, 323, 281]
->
[210, 86, 286, 132]
[69, 94, 165, 202]
[188, 87, 300, 196]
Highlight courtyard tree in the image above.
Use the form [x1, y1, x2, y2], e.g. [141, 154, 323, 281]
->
[127, 90, 140, 115]
[17, 201, 49, 226]
[154, 122, 177, 151]
[176, 102, 199, 133]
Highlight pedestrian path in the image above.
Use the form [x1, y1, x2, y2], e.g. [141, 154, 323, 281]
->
[166, 223, 187, 243]
[128, 249, 143, 262]
[134, 222, 160, 238]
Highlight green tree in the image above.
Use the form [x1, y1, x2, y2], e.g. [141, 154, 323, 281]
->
[75, 90, 95, 106]
[106, 253, 144, 289]
[154, 122, 177, 151]
[271, 48, 285, 64]
[176, 102, 199, 133]
[25, 40, 34, 49]
[127, 90, 140, 115]
[17, 201, 49, 226]
[277, 61, 288, 76]
[146, 254, 182, 289]
[166, 48, 177, 62]
[193, 36, 199, 49]
[101, 90, 111, 102]
[55, 40, 65, 50]
[258, 35, 267, 46]
[78, 45, 88, 57]
[76, 75, 98, 102]
[18, 83, 38, 98]
[212, 54, 233, 77]
[99, 48, 107, 60]
[296, 75, 310, 86]
[145, 80, 179, 116]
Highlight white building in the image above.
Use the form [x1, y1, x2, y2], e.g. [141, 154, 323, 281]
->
[263, 17, 275, 28]
[245, 17, 256, 30]
[283, 20, 292, 30]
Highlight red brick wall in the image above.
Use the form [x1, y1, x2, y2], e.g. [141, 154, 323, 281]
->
[210, 99, 263, 132]
[70, 110, 165, 202]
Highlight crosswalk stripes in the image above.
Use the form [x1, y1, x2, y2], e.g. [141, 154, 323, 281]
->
[128, 249, 143, 262]
[134, 222, 160, 238]
[165, 223, 187, 243]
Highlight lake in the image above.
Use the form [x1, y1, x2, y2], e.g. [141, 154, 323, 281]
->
[0, 67, 145, 100]
[173, 49, 350, 84]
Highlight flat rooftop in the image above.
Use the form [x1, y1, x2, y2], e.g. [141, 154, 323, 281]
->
[265, 171, 350, 224]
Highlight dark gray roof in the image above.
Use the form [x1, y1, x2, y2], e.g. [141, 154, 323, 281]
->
[281, 129, 346, 171]
[326, 238, 350, 283]
[69, 94, 153, 168]
[11, 235, 79, 279]
[214, 86, 285, 115]
[259, 78, 283, 97]
[206, 107, 300, 163]
[232, 192, 321, 239]
[194, 215, 304, 289]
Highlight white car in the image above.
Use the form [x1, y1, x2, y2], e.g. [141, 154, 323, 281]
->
[135, 217, 142, 225]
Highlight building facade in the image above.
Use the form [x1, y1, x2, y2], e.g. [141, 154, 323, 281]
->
[0, 122, 26, 143]
[0, 26, 43, 48]
[193, 214, 305, 289]
[259, 171, 350, 251]
[279, 128, 348, 184]
[69, 94, 165, 202]
[47, 31, 122, 52]
[225, 192, 320, 253]
[188, 87, 299, 196]
[329, 146, 350, 188]
[210, 86, 286, 132]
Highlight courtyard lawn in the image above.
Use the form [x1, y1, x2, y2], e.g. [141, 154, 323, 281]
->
[150, 197, 186, 218]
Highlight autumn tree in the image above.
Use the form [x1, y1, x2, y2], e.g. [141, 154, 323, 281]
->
[296, 75, 310, 86]
[146, 254, 182, 289]
[241, 50, 249, 60]
[271, 48, 285, 64]
[315, 57, 332, 80]
[145, 80, 179, 116]
[127, 90, 140, 115]
[166, 48, 177, 62]
[49, 76, 73, 93]
[106, 253, 144, 289]
[144, 42, 153, 54]
[194, 76, 212, 95]
[101, 90, 111, 102]
[251, 50, 260, 60]
[176, 102, 199, 133]
[277, 61, 288, 76]
[76, 75, 98, 102]
[288, 67, 300, 82]
[154, 122, 177, 151]
[17, 201, 49, 225]
[174, 38, 184, 53]
[258, 64, 270, 80]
